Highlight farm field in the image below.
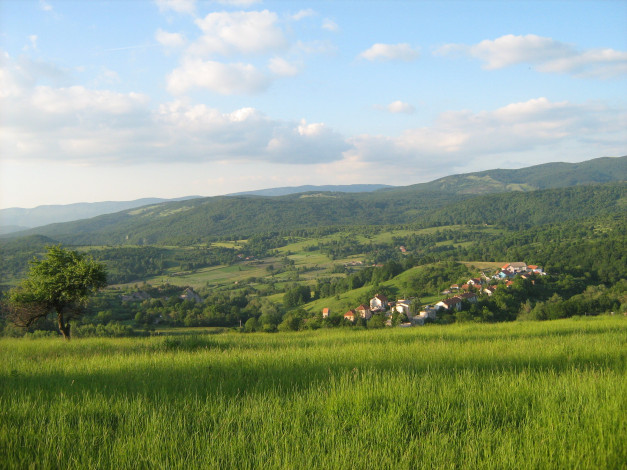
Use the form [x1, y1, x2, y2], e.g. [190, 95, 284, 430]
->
[1, 316, 625, 469]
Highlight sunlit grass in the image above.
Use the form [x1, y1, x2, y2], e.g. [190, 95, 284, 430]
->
[1, 317, 625, 469]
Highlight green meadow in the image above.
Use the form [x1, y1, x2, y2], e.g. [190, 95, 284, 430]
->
[1, 316, 625, 469]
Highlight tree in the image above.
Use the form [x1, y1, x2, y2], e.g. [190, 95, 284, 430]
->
[4, 246, 107, 340]
[244, 317, 259, 333]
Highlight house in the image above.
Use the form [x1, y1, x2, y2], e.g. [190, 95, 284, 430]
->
[483, 286, 498, 296]
[495, 270, 514, 280]
[356, 304, 372, 320]
[395, 299, 414, 317]
[415, 306, 438, 324]
[528, 265, 545, 275]
[399, 246, 407, 253]
[343, 310, 356, 322]
[450, 284, 460, 290]
[467, 278, 482, 286]
[322, 308, 330, 318]
[369, 294, 388, 312]
[180, 287, 202, 303]
[502, 262, 527, 274]
[436, 296, 462, 311]
[459, 292, 477, 303]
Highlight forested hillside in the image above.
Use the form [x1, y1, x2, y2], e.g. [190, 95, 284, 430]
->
[6, 181, 625, 246]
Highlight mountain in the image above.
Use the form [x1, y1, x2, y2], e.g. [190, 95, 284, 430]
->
[0, 196, 201, 232]
[230, 184, 393, 196]
[0, 186, 392, 233]
[4, 156, 626, 246]
[377, 156, 627, 196]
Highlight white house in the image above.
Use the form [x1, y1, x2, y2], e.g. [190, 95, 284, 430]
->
[370, 294, 388, 312]
[436, 296, 462, 311]
[395, 299, 414, 316]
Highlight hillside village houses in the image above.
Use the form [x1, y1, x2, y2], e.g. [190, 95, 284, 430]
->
[331, 262, 545, 327]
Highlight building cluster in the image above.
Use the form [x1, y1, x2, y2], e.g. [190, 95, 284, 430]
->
[321, 293, 436, 327]
[322, 262, 545, 327]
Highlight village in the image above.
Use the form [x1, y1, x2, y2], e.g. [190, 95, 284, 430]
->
[330, 262, 545, 327]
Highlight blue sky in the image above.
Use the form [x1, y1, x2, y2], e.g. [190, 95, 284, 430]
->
[1, 0, 626, 209]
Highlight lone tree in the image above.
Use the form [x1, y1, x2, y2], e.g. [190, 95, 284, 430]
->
[4, 246, 107, 340]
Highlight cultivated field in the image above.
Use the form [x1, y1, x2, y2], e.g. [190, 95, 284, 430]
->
[1, 316, 625, 469]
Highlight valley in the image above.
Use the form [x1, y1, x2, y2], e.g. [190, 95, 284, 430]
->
[1, 157, 625, 337]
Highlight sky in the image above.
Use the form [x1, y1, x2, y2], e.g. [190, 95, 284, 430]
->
[1, 0, 626, 209]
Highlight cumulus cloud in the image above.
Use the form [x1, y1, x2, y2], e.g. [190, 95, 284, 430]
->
[155, 29, 186, 49]
[190, 10, 286, 57]
[359, 43, 419, 61]
[161, 9, 306, 95]
[30, 86, 148, 114]
[348, 97, 627, 174]
[292, 9, 316, 21]
[1, 58, 350, 166]
[435, 34, 627, 78]
[387, 100, 415, 114]
[268, 57, 300, 76]
[166, 58, 270, 94]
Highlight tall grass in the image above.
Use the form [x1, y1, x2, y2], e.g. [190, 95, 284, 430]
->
[1, 317, 625, 469]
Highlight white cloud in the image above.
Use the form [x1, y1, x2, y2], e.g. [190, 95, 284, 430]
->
[155, 29, 186, 49]
[167, 58, 270, 94]
[359, 43, 419, 61]
[190, 10, 286, 57]
[348, 97, 627, 174]
[435, 34, 627, 78]
[322, 19, 339, 32]
[30, 86, 148, 114]
[387, 100, 415, 114]
[292, 9, 316, 21]
[268, 57, 300, 76]
[39, 0, 52, 12]
[1, 58, 350, 166]
[155, 0, 195, 15]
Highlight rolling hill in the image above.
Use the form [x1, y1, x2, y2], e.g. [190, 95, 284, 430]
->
[3, 155, 625, 246]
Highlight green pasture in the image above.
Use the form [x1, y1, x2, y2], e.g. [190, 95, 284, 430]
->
[0, 316, 624, 469]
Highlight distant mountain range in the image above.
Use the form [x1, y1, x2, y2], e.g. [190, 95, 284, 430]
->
[0, 185, 393, 233]
[2, 155, 625, 245]
[0, 197, 202, 234]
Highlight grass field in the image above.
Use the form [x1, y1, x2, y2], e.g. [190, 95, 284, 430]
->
[1, 316, 625, 469]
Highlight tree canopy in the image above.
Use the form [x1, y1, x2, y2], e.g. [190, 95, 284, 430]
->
[5, 246, 107, 339]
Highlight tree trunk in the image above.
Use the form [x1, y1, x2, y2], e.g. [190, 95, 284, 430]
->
[57, 312, 71, 340]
